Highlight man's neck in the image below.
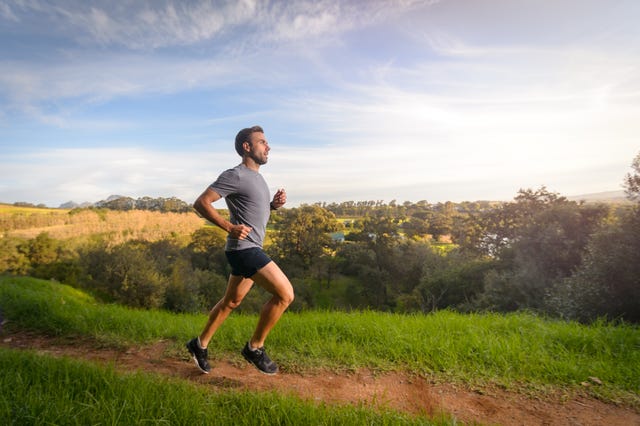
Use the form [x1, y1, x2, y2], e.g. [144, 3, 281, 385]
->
[242, 157, 260, 172]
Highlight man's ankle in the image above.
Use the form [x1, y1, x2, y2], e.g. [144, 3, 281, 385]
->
[197, 337, 207, 350]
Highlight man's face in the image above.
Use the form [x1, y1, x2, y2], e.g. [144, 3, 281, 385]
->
[246, 132, 270, 165]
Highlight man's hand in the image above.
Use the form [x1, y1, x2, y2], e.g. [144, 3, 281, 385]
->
[229, 224, 252, 240]
[271, 188, 287, 209]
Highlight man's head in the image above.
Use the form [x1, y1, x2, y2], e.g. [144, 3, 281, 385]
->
[235, 125, 269, 166]
[235, 126, 265, 156]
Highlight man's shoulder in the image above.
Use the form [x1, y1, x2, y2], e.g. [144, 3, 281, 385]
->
[224, 164, 244, 173]
[216, 165, 244, 179]
[231, 165, 265, 182]
[210, 166, 241, 192]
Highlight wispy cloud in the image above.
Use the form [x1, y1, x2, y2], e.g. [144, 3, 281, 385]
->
[3, 55, 238, 98]
[2, 0, 434, 49]
[0, 0, 439, 122]
[2, 0, 252, 48]
[0, 146, 240, 205]
[1, 0, 638, 206]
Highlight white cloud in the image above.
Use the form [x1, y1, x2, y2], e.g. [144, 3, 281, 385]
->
[1, 0, 254, 49]
[257, 40, 640, 202]
[0, 55, 243, 121]
[0, 0, 440, 119]
[0, 146, 240, 206]
[1, 0, 638, 206]
[0, 1, 18, 21]
[1, 0, 434, 50]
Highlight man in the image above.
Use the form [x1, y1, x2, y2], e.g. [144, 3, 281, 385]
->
[186, 126, 294, 375]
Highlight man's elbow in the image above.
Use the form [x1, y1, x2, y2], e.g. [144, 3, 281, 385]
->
[193, 197, 206, 216]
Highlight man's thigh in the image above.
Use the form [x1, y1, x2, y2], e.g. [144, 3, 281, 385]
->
[252, 261, 293, 300]
[223, 274, 254, 304]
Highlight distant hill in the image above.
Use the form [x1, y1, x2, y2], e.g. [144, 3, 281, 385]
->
[59, 201, 93, 209]
[59, 195, 126, 209]
[57, 195, 191, 213]
[567, 190, 630, 204]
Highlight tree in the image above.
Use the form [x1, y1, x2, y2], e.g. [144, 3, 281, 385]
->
[25, 232, 81, 282]
[472, 188, 610, 312]
[477, 186, 569, 257]
[27, 232, 58, 266]
[83, 241, 167, 308]
[358, 214, 401, 276]
[402, 216, 429, 239]
[164, 258, 204, 313]
[428, 212, 453, 241]
[623, 151, 640, 201]
[271, 205, 342, 271]
[350, 214, 402, 309]
[547, 206, 640, 322]
[0, 237, 30, 275]
[188, 227, 228, 275]
[418, 253, 496, 313]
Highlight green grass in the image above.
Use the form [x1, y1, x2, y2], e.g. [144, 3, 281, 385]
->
[0, 348, 440, 425]
[2, 275, 639, 405]
[0, 275, 200, 345]
[273, 311, 640, 398]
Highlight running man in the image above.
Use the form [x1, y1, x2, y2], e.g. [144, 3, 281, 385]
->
[186, 125, 294, 375]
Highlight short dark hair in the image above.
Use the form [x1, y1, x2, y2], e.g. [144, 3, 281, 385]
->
[234, 126, 264, 156]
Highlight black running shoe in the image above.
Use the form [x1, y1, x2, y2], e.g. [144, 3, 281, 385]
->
[241, 342, 278, 375]
[186, 337, 210, 374]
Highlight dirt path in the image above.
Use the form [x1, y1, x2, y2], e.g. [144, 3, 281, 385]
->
[2, 331, 638, 426]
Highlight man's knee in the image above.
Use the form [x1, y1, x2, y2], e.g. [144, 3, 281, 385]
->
[278, 287, 294, 307]
[222, 297, 243, 310]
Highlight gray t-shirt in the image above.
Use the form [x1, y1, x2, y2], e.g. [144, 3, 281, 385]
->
[209, 164, 271, 251]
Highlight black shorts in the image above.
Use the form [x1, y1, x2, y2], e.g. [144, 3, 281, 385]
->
[225, 247, 272, 278]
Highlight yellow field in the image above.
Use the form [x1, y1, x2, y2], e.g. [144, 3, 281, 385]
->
[0, 203, 70, 214]
[0, 204, 205, 243]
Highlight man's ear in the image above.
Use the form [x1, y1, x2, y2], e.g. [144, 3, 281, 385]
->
[243, 141, 251, 153]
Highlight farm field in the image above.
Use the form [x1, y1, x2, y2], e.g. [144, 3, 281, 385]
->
[0, 203, 204, 243]
[1, 276, 638, 425]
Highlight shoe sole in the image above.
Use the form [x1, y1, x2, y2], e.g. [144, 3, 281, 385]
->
[241, 351, 278, 376]
[186, 343, 210, 374]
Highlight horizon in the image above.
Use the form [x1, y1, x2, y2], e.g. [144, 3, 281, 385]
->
[2, 188, 629, 210]
[1, 1, 639, 208]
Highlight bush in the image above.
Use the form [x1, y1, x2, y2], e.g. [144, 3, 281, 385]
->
[547, 207, 640, 322]
[82, 241, 168, 308]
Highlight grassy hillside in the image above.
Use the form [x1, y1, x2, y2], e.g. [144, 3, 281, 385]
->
[1, 348, 440, 425]
[1, 276, 638, 404]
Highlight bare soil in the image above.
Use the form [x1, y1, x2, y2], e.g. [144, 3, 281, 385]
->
[2, 330, 638, 426]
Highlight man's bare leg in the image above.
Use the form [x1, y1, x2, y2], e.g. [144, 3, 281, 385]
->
[199, 274, 254, 348]
[248, 261, 294, 349]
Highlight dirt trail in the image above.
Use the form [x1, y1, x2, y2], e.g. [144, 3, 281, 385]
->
[2, 331, 638, 426]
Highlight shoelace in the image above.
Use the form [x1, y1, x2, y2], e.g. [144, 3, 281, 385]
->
[195, 344, 207, 358]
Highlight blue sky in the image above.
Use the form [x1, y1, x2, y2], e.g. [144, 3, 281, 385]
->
[1, 0, 639, 207]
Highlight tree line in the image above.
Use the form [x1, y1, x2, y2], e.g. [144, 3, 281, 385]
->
[11, 195, 192, 212]
[2, 153, 639, 323]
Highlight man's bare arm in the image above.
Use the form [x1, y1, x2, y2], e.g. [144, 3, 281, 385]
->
[193, 188, 252, 239]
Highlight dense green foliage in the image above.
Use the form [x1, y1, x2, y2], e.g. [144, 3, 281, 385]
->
[1, 153, 639, 322]
[2, 276, 639, 402]
[1, 190, 639, 322]
[547, 208, 640, 322]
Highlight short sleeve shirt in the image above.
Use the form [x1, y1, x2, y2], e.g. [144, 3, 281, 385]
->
[209, 164, 271, 251]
